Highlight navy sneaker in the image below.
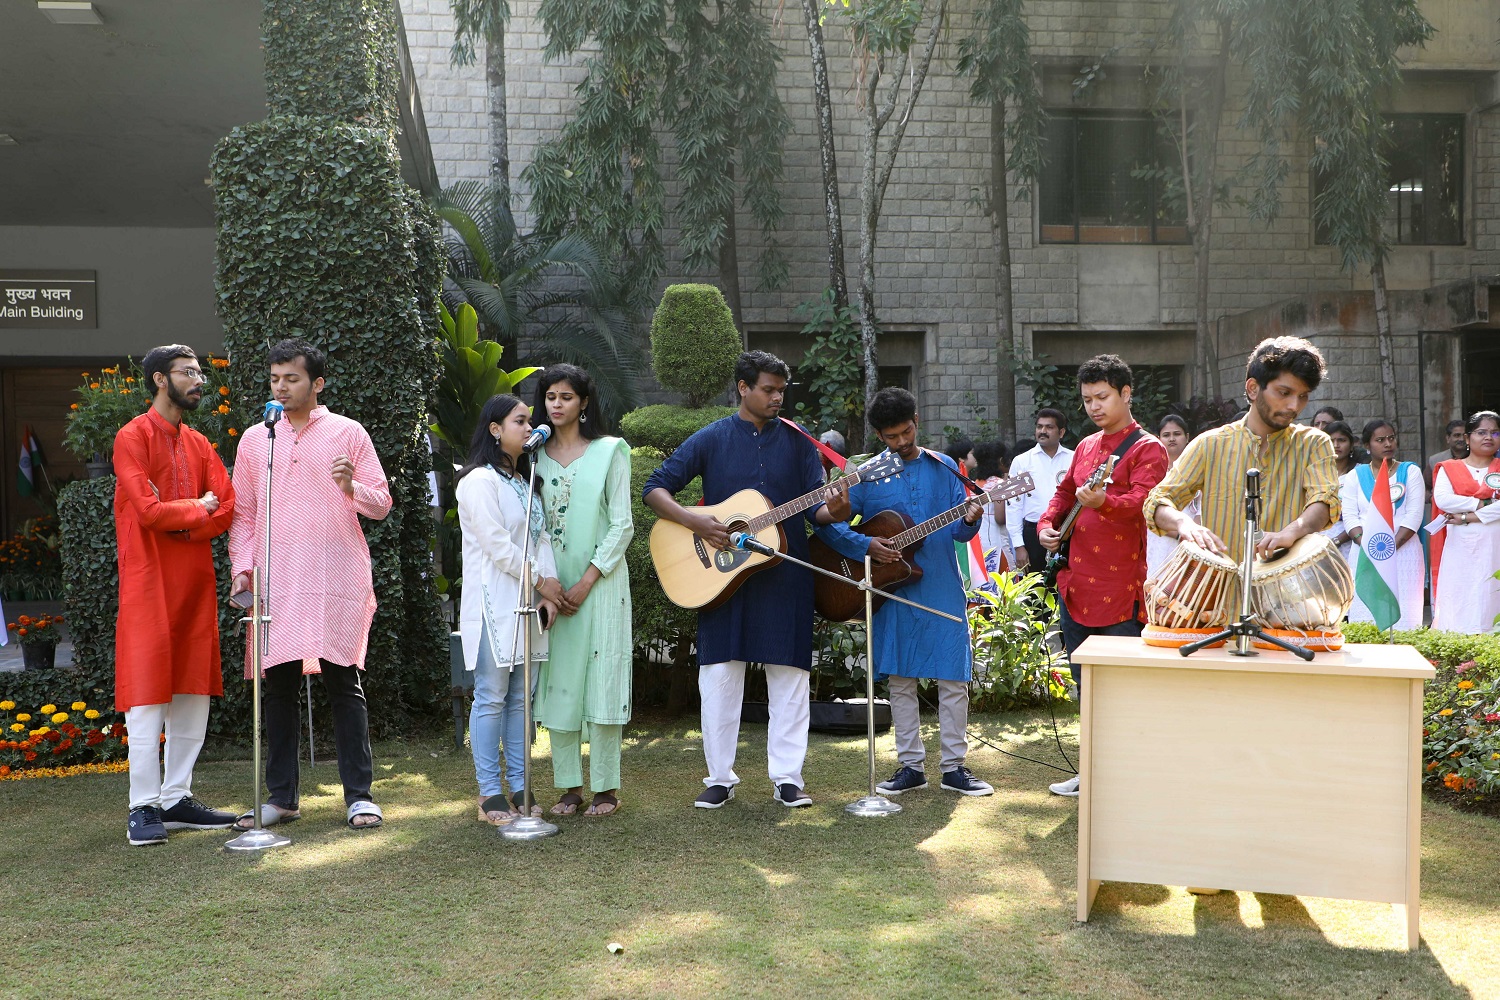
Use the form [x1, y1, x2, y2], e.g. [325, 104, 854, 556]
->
[127, 805, 168, 846]
[773, 783, 812, 808]
[694, 785, 735, 809]
[876, 765, 928, 795]
[161, 796, 236, 830]
[940, 766, 994, 797]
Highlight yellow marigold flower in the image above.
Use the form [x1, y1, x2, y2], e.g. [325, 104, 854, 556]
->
[39, 704, 55, 715]
[1457, 680, 1475, 690]
[0, 700, 13, 710]
[70, 402, 79, 410]
[126, 376, 135, 383]
[9, 723, 22, 732]
[71, 702, 85, 711]
[15, 713, 31, 722]
[1439, 708, 1455, 716]
[84, 709, 100, 720]
[31, 726, 49, 736]
[51, 712, 67, 724]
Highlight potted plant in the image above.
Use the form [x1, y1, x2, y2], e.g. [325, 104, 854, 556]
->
[7, 613, 64, 670]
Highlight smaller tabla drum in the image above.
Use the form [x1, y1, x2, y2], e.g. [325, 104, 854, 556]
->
[1249, 533, 1354, 642]
[1144, 540, 1239, 629]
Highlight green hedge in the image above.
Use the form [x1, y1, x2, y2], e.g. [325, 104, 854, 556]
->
[619, 404, 733, 455]
[649, 284, 740, 406]
[1346, 623, 1500, 807]
[262, 0, 399, 127]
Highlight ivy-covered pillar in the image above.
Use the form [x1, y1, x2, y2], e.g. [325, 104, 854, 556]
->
[210, 0, 446, 730]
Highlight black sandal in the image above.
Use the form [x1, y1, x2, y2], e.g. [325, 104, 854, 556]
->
[478, 794, 512, 825]
[510, 791, 542, 817]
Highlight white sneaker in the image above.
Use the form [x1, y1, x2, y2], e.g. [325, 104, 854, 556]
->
[1049, 775, 1080, 797]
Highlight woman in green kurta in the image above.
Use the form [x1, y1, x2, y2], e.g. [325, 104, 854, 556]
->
[531, 365, 634, 816]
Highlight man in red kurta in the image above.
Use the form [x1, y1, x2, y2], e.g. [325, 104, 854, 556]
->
[115, 345, 237, 845]
[1038, 354, 1168, 796]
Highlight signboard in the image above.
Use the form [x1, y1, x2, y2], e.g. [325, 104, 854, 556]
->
[0, 270, 97, 329]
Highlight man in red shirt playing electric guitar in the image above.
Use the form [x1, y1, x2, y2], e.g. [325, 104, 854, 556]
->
[1038, 354, 1168, 797]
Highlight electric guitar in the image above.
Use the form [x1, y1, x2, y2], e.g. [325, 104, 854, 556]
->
[808, 472, 1036, 622]
[1041, 455, 1117, 590]
[649, 451, 905, 611]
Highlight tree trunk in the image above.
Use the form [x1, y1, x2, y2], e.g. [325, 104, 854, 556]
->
[486, 34, 509, 189]
[800, 0, 848, 309]
[990, 97, 1017, 441]
[859, 73, 881, 410]
[719, 204, 746, 345]
[1371, 257, 1398, 420]
[1188, 19, 1231, 399]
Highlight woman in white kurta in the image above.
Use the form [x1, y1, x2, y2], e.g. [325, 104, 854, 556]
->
[1341, 420, 1425, 630]
[1321, 420, 1356, 563]
[456, 394, 562, 824]
[1145, 415, 1198, 579]
[1432, 411, 1500, 634]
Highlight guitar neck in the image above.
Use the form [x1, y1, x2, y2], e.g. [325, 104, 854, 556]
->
[1056, 500, 1086, 541]
[745, 474, 858, 533]
[887, 476, 1030, 549]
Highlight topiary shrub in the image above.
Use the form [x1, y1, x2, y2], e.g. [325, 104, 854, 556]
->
[203, 0, 447, 734]
[619, 404, 734, 455]
[649, 284, 740, 406]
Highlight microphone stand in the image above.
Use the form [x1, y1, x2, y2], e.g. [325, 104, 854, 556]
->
[501, 451, 558, 842]
[1179, 468, 1314, 662]
[228, 407, 292, 851]
[728, 533, 959, 818]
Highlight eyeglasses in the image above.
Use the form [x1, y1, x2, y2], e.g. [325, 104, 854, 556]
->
[170, 367, 206, 383]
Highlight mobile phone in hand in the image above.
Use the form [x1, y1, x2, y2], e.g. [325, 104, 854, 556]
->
[229, 590, 254, 610]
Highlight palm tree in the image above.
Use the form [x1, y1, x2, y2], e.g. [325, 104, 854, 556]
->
[432, 180, 642, 423]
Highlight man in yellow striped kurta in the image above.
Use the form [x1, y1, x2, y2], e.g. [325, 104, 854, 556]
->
[1145, 337, 1341, 564]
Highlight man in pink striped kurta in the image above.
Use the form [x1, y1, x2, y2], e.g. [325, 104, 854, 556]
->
[228, 339, 392, 830]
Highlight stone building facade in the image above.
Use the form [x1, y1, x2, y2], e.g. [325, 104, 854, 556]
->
[401, 0, 1500, 457]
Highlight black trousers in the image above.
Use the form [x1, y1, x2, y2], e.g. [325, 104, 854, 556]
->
[1020, 519, 1047, 573]
[264, 659, 374, 808]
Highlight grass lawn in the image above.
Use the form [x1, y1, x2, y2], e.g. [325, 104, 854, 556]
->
[2, 708, 1497, 999]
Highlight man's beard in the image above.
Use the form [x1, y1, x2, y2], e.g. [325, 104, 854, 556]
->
[169, 381, 202, 411]
[1253, 393, 1289, 430]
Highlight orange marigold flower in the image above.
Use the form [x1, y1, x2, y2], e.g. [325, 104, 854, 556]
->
[217, 403, 230, 415]
[23, 751, 36, 762]
[18, 628, 28, 636]
[1458, 680, 1475, 690]
[19, 615, 32, 625]
[90, 382, 100, 389]
[0, 765, 9, 777]
[227, 428, 238, 437]
[219, 385, 230, 396]
[70, 403, 79, 410]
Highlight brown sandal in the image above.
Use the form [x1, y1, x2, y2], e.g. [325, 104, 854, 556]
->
[585, 791, 620, 816]
[549, 792, 585, 816]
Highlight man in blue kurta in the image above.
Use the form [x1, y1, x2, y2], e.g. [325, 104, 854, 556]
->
[815, 388, 994, 796]
[644, 351, 852, 809]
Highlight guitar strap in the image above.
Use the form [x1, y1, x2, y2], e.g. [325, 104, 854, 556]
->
[778, 417, 849, 471]
[923, 448, 985, 495]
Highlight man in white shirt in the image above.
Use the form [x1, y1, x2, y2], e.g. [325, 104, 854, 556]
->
[1007, 408, 1074, 573]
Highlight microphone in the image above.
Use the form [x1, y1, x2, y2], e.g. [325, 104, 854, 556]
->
[522, 424, 551, 453]
[1245, 467, 1260, 498]
[263, 400, 284, 428]
[729, 531, 778, 557]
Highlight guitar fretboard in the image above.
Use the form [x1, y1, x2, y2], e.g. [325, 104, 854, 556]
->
[744, 473, 862, 532]
[888, 475, 1032, 549]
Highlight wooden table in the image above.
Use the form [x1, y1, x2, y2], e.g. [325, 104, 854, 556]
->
[1073, 635, 1434, 950]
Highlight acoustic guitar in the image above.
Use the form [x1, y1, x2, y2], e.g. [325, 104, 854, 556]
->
[649, 451, 905, 612]
[808, 471, 1036, 622]
[1040, 455, 1117, 590]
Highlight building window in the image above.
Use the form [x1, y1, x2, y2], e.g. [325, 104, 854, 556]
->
[1039, 113, 1188, 245]
[1314, 114, 1464, 246]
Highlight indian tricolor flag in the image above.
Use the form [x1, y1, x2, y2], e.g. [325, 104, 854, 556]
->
[17, 425, 42, 497]
[1354, 458, 1402, 632]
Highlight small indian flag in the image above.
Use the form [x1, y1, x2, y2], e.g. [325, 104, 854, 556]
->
[1354, 458, 1402, 632]
[957, 534, 988, 592]
[17, 425, 42, 497]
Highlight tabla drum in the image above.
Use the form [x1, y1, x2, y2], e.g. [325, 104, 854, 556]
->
[1142, 541, 1239, 648]
[1249, 533, 1353, 646]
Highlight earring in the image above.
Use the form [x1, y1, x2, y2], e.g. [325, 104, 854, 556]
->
[494, 435, 501, 444]
[580, 414, 587, 424]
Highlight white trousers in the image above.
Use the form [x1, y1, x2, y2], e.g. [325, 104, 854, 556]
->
[700, 661, 809, 790]
[125, 694, 210, 810]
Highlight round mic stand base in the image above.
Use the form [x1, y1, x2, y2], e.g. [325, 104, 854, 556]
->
[226, 827, 293, 852]
[845, 794, 902, 817]
[499, 815, 559, 841]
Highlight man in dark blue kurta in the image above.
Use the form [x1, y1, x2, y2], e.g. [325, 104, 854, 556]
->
[815, 388, 994, 796]
[644, 351, 851, 809]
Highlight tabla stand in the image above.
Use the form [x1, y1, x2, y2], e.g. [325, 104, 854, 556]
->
[729, 535, 961, 818]
[501, 464, 558, 842]
[228, 408, 292, 850]
[1179, 468, 1314, 662]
